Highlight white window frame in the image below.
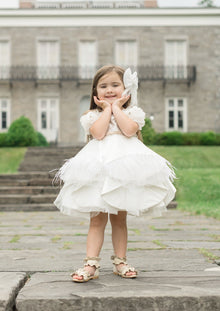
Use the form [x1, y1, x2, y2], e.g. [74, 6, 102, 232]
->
[0, 38, 11, 80]
[165, 97, 187, 132]
[36, 38, 60, 79]
[78, 40, 97, 79]
[37, 97, 60, 143]
[0, 98, 10, 132]
[115, 40, 138, 69]
[164, 37, 188, 79]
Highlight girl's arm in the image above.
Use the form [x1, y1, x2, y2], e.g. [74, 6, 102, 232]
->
[112, 100, 138, 137]
[89, 97, 112, 140]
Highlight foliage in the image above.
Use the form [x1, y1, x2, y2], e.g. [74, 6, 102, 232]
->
[0, 133, 9, 147]
[141, 120, 219, 145]
[154, 131, 184, 145]
[0, 116, 48, 147]
[200, 131, 217, 145]
[7, 116, 38, 146]
[198, 0, 215, 7]
[36, 131, 49, 146]
[141, 118, 156, 145]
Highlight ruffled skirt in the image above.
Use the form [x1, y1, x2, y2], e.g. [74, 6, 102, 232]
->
[54, 134, 176, 218]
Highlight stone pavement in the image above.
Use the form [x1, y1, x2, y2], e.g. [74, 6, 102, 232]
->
[0, 209, 220, 311]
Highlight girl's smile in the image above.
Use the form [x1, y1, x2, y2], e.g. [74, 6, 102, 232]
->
[96, 71, 125, 104]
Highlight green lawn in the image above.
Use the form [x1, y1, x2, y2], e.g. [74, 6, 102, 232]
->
[151, 146, 220, 220]
[0, 147, 27, 174]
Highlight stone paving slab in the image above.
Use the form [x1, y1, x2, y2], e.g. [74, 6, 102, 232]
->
[0, 210, 219, 310]
[0, 272, 27, 311]
[0, 249, 215, 273]
[16, 271, 220, 311]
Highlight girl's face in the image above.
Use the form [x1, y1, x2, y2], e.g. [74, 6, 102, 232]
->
[96, 71, 125, 104]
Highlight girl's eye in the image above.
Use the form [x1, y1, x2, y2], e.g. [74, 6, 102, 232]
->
[113, 84, 119, 87]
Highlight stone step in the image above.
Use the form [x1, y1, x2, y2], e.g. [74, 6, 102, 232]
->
[0, 203, 56, 211]
[0, 194, 56, 204]
[0, 179, 55, 187]
[0, 186, 58, 195]
[15, 272, 220, 311]
[0, 172, 52, 180]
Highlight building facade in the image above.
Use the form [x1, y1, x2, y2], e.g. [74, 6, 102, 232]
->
[0, 1, 220, 145]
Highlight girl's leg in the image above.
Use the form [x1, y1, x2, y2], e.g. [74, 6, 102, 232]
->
[73, 212, 108, 281]
[110, 211, 136, 277]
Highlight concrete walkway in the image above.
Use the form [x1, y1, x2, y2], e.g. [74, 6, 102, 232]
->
[0, 209, 220, 311]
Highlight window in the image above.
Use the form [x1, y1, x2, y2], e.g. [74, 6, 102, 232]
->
[115, 40, 137, 69]
[165, 40, 187, 79]
[79, 41, 97, 79]
[37, 40, 59, 79]
[166, 98, 187, 132]
[0, 98, 10, 131]
[0, 40, 10, 79]
[37, 98, 59, 142]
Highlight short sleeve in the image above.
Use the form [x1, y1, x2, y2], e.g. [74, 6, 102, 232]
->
[124, 106, 146, 130]
[80, 109, 101, 135]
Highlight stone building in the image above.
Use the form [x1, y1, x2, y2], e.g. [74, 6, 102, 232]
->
[0, 0, 219, 145]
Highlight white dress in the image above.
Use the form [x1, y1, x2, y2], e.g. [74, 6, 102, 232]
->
[54, 106, 176, 218]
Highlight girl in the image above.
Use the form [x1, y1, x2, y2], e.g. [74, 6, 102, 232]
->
[54, 65, 176, 283]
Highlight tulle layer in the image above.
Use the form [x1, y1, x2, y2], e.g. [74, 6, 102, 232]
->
[54, 134, 176, 218]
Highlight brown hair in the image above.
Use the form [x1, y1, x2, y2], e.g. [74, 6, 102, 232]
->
[86, 64, 142, 142]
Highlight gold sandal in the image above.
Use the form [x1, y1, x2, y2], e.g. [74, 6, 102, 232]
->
[70, 257, 100, 283]
[111, 255, 138, 279]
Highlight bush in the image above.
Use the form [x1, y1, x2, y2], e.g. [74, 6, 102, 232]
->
[0, 133, 9, 147]
[141, 118, 156, 145]
[200, 131, 217, 145]
[182, 132, 201, 145]
[153, 131, 184, 145]
[7, 116, 38, 147]
[36, 131, 49, 146]
[216, 133, 220, 146]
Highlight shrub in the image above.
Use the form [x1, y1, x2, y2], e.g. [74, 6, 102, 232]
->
[200, 131, 217, 145]
[36, 131, 49, 146]
[182, 132, 201, 145]
[154, 131, 184, 145]
[7, 116, 38, 146]
[0, 133, 9, 147]
[141, 118, 156, 145]
[216, 133, 220, 146]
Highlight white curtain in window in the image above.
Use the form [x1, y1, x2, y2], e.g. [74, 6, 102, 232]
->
[115, 41, 137, 69]
[0, 41, 10, 79]
[79, 41, 97, 78]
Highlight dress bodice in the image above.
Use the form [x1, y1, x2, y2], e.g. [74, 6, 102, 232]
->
[80, 106, 146, 138]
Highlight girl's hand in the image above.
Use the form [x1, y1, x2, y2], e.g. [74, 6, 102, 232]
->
[94, 96, 111, 111]
[112, 95, 130, 109]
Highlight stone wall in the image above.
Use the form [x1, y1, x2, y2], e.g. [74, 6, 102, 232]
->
[0, 25, 219, 144]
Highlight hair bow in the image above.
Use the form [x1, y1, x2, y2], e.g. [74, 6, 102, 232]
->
[122, 68, 138, 106]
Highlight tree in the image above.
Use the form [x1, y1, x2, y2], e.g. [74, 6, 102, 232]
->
[198, 0, 215, 7]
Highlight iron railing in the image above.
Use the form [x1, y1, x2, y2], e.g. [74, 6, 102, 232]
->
[0, 65, 196, 84]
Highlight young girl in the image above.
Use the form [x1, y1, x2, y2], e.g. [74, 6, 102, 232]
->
[54, 65, 176, 282]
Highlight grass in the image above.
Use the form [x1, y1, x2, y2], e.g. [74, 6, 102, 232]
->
[199, 248, 220, 261]
[0, 147, 26, 173]
[9, 235, 21, 243]
[151, 146, 220, 220]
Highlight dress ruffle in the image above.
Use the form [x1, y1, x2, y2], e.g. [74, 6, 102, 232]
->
[54, 134, 176, 218]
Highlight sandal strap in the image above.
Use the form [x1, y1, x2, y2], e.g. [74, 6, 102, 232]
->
[84, 256, 101, 269]
[70, 268, 91, 279]
[111, 255, 127, 265]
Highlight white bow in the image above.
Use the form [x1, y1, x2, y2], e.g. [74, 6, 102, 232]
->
[122, 68, 138, 106]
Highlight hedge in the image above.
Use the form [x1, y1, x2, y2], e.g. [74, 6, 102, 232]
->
[141, 119, 220, 146]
